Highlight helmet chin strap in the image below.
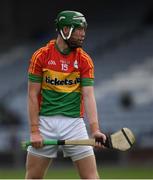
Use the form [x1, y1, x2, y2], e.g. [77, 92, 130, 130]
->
[60, 26, 74, 40]
[59, 26, 81, 49]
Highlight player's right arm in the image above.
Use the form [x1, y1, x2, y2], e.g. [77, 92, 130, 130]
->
[28, 48, 44, 148]
[28, 81, 43, 148]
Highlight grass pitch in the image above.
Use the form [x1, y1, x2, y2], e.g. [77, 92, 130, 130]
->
[0, 166, 152, 179]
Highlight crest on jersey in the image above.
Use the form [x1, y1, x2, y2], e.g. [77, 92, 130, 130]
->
[74, 60, 78, 69]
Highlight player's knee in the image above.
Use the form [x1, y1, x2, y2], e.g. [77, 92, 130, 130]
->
[25, 165, 45, 179]
[25, 170, 44, 179]
[80, 174, 99, 179]
[79, 171, 99, 179]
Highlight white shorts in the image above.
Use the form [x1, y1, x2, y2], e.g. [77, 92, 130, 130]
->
[27, 115, 94, 161]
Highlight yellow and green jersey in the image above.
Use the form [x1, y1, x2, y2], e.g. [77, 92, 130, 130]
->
[28, 40, 94, 117]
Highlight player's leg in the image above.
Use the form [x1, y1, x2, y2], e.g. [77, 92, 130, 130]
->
[25, 152, 51, 179]
[74, 154, 99, 179]
[25, 116, 58, 178]
[60, 116, 99, 178]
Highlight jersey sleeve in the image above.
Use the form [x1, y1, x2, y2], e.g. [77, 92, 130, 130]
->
[80, 51, 94, 86]
[28, 48, 44, 83]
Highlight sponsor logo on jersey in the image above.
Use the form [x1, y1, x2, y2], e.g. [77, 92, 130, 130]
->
[45, 76, 80, 85]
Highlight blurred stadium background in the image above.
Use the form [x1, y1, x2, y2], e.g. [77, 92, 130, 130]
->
[0, 0, 153, 178]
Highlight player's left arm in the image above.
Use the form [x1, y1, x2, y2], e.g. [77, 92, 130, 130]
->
[80, 50, 106, 147]
[82, 86, 106, 147]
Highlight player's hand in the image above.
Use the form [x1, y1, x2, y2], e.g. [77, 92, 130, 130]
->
[92, 131, 107, 149]
[30, 132, 43, 148]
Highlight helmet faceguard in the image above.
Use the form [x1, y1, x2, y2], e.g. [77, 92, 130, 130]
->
[55, 10, 87, 40]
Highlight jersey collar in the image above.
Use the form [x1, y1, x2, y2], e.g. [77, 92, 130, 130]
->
[55, 41, 72, 55]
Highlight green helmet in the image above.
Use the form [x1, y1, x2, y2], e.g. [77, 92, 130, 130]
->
[55, 10, 87, 40]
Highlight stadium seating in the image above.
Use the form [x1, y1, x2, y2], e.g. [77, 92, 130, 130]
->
[0, 2, 153, 157]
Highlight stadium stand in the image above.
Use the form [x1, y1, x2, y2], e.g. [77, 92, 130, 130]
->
[1, 9, 153, 147]
[0, 0, 153, 167]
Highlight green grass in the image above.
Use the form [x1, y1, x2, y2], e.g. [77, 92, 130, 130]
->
[0, 166, 152, 179]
